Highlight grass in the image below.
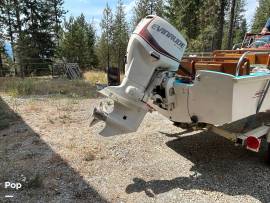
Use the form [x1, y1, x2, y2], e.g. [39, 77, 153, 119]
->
[0, 77, 97, 98]
[0, 70, 123, 98]
[83, 70, 108, 84]
[83, 70, 124, 84]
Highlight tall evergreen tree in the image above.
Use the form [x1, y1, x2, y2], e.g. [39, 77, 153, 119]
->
[133, 0, 163, 26]
[0, 0, 16, 62]
[252, 0, 270, 33]
[165, 0, 246, 51]
[232, 0, 246, 44]
[227, 0, 236, 49]
[112, 0, 129, 72]
[0, 1, 8, 75]
[233, 18, 247, 45]
[45, 0, 66, 44]
[58, 14, 98, 70]
[215, 0, 228, 50]
[196, 0, 223, 51]
[165, 0, 229, 51]
[0, 0, 24, 75]
[98, 3, 114, 70]
[0, 1, 5, 46]
[0, 42, 4, 76]
[0, 0, 65, 76]
[96, 35, 109, 70]
[224, 0, 246, 49]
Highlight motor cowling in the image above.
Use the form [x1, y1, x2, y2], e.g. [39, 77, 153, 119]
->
[91, 15, 187, 136]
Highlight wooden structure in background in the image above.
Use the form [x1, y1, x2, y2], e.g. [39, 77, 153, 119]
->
[52, 63, 81, 79]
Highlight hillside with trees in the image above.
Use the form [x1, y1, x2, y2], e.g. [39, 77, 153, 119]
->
[252, 0, 270, 32]
[0, 0, 65, 76]
[0, 0, 270, 75]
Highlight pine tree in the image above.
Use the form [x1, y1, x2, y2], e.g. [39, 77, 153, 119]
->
[15, 0, 55, 76]
[133, 0, 163, 26]
[44, 0, 66, 44]
[0, 0, 65, 76]
[0, 0, 25, 76]
[0, 0, 16, 62]
[224, 0, 246, 49]
[166, 0, 221, 51]
[0, 2, 5, 46]
[58, 14, 98, 70]
[112, 0, 129, 72]
[96, 35, 110, 69]
[252, 0, 270, 33]
[0, 43, 11, 76]
[86, 21, 99, 67]
[233, 18, 247, 45]
[0, 43, 4, 76]
[196, 0, 220, 51]
[227, 0, 236, 49]
[215, 0, 228, 50]
[98, 3, 114, 70]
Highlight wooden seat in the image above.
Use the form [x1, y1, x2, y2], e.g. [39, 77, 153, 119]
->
[179, 57, 250, 78]
[195, 61, 250, 75]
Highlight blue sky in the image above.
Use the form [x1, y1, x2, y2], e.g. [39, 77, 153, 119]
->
[64, 0, 135, 19]
[64, 0, 136, 34]
[245, 0, 259, 27]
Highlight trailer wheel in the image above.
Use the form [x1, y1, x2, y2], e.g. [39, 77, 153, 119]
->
[265, 143, 270, 165]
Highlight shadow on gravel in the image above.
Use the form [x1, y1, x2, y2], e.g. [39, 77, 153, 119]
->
[126, 114, 270, 202]
[0, 97, 108, 202]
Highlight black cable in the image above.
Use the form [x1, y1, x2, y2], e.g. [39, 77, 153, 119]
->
[187, 88, 192, 120]
[256, 80, 270, 114]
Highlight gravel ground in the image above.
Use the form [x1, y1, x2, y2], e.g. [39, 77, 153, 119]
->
[0, 95, 270, 203]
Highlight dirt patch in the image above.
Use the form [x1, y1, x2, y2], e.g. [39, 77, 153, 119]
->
[1, 94, 270, 202]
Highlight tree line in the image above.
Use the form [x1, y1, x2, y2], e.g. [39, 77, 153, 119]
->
[0, 0, 66, 76]
[0, 0, 270, 76]
[165, 0, 247, 51]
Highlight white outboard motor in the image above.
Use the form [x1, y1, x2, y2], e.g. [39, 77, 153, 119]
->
[91, 15, 187, 136]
